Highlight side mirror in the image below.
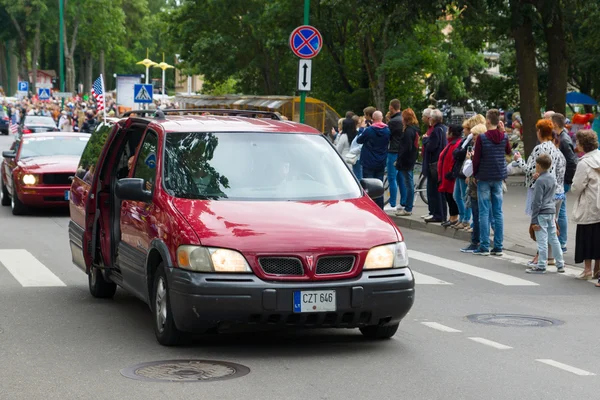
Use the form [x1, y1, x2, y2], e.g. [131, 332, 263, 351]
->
[115, 178, 152, 202]
[2, 150, 16, 159]
[360, 178, 384, 200]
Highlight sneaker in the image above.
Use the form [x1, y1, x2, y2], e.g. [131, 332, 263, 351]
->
[460, 244, 479, 253]
[396, 205, 405, 212]
[421, 214, 432, 219]
[527, 261, 538, 267]
[490, 248, 504, 256]
[561, 247, 567, 253]
[384, 204, 395, 212]
[395, 209, 412, 216]
[557, 266, 565, 273]
[473, 249, 490, 256]
[526, 267, 546, 274]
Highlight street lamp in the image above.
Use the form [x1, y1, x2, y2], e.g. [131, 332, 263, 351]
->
[155, 53, 174, 102]
[136, 49, 157, 85]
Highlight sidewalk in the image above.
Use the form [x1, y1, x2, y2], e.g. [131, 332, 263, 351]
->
[388, 175, 579, 265]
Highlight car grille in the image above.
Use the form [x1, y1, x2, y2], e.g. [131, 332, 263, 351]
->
[259, 257, 304, 276]
[42, 173, 72, 185]
[316, 256, 355, 275]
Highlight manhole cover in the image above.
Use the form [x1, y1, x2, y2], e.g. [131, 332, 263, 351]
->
[120, 360, 250, 382]
[467, 314, 563, 327]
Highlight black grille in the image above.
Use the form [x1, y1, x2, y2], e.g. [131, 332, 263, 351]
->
[316, 256, 355, 275]
[42, 173, 72, 185]
[259, 257, 304, 275]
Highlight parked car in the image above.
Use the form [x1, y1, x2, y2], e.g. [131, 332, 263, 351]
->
[0, 108, 10, 135]
[1, 132, 89, 215]
[68, 109, 415, 346]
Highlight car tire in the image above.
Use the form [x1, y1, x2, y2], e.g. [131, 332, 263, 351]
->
[359, 323, 400, 339]
[153, 264, 182, 346]
[88, 266, 117, 299]
[11, 193, 27, 215]
[1, 180, 10, 206]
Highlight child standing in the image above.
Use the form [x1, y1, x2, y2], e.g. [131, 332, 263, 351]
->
[527, 154, 565, 274]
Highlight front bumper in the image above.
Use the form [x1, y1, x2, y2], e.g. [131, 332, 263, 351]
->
[18, 186, 70, 206]
[167, 267, 415, 333]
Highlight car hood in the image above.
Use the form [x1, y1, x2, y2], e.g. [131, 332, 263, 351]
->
[18, 155, 80, 173]
[171, 197, 401, 253]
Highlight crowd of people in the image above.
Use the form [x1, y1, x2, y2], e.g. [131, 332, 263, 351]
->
[330, 101, 600, 283]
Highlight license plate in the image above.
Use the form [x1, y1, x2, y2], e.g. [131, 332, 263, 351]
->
[293, 290, 336, 313]
[64, 190, 70, 201]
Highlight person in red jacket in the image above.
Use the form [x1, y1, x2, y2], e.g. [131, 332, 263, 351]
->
[438, 124, 464, 227]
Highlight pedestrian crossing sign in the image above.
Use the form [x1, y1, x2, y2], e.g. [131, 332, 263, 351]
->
[134, 84, 153, 103]
[38, 88, 51, 100]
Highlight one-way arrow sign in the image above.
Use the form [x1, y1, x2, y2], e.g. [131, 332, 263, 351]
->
[297, 59, 312, 92]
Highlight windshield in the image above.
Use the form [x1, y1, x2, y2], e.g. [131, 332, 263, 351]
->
[24, 116, 56, 126]
[20, 136, 89, 159]
[164, 132, 361, 201]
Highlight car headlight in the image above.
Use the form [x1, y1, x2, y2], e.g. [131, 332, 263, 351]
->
[22, 174, 37, 185]
[177, 245, 251, 273]
[364, 242, 409, 269]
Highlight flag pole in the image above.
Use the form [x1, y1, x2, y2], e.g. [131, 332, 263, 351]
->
[100, 73, 106, 123]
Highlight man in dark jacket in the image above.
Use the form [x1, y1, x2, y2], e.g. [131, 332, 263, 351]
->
[81, 111, 97, 133]
[551, 113, 578, 252]
[472, 109, 512, 256]
[387, 99, 403, 210]
[423, 109, 447, 223]
[358, 110, 390, 209]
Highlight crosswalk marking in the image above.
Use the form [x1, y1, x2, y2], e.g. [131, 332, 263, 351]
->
[0, 249, 66, 287]
[499, 253, 594, 281]
[412, 271, 453, 285]
[410, 250, 539, 286]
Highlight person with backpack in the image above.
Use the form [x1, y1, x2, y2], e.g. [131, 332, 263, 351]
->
[395, 108, 420, 216]
[437, 125, 463, 226]
[81, 110, 97, 133]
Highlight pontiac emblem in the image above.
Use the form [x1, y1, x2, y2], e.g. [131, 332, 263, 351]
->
[306, 255, 314, 271]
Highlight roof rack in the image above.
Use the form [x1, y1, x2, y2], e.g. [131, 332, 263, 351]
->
[120, 108, 282, 121]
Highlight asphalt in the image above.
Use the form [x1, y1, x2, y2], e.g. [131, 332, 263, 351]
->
[1, 134, 599, 400]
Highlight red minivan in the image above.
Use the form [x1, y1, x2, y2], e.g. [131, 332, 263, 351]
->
[68, 110, 414, 346]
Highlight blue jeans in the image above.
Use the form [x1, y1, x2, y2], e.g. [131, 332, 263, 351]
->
[470, 195, 480, 245]
[363, 166, 385, 209]
[352, 162, 363, 180]
[557, 184, 570, 248]
[386, 153, 400, 207]
[398, 170, 414, 212]
[535, 214, 565, 268]
[454, 178, 471, 223]
[477, 180, 504, 251]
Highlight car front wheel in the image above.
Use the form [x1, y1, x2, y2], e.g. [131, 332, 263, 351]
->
[153, 264, 182, 346]
[359, 323, 400, 339]
[11, 193, 27, 215]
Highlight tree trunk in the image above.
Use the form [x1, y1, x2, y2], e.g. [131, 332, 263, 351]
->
[84, 53, 93, 93]
[18, 37, 28, 84]
[511, 2, 539, 157]
[0, 42, 7, 93]
[65, 55, 75, 93]
[32, 20, 41, 94]
[543, 7, 568, 115]
[7, 40, 18, 96]
[99, 50, 105, 79]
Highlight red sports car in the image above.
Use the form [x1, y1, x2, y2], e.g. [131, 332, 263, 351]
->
[1, 132, 89, 215]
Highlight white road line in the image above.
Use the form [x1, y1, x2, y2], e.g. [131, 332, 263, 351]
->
[536, 359, 596, 376]
[410, 250, 539, 286]
[421, 322, 462, 333]
[412, 271, 453, 285]
[500, 252, 592, 281]
[468, 337, 512, 350]
[0, 249, 66, 287]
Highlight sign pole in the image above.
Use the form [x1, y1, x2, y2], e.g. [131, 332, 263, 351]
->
[299, 0, 310, 124]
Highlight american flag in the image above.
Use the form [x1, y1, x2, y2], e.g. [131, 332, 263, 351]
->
[9, 121, 18, 135]
[91, 75, 105, 111]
